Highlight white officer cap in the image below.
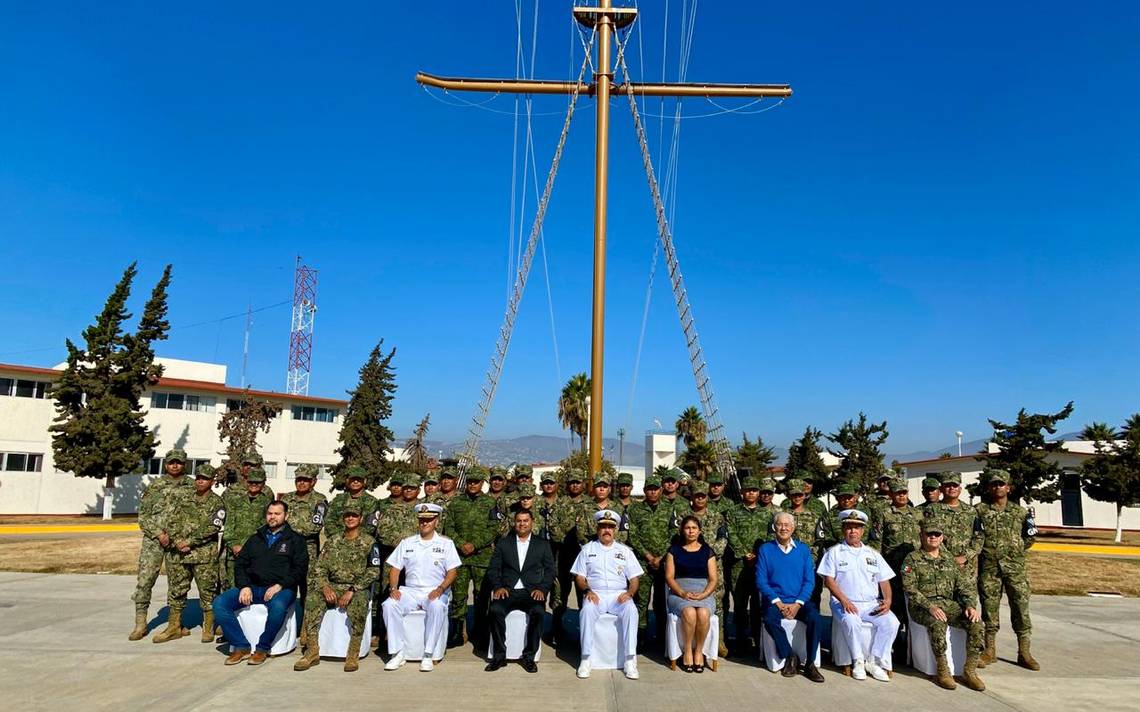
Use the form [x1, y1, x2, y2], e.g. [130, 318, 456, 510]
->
[594, 509, 621, 527]
[415, 503, 444, 519]
[838, 509, 868, 526]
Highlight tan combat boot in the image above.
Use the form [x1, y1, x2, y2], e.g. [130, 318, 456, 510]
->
[978, 630, 997, 667]
[128, 605, 149, 641]
[153, 606, 184, 644]
[294, 642, 321, 671]
[1017, 636, 1040, 671]
[961, 652, 986, 691]
[201, 611, 216, 643]
[934, 655, 957, 690]
[344, 635, 363, 672]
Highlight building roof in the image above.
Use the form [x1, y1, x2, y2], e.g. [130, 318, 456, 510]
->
[898, 447, 1092, 468]
[0, 362, 346, 407]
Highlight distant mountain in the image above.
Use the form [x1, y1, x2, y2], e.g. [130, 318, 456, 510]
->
[887, 431, 1085, 464]
[417, 434, 647, 468]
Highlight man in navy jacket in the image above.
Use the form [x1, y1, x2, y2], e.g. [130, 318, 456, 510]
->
[756, 511, 825, 682]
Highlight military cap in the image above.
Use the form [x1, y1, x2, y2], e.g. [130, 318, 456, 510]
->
[758, 477, 778, 493]
[401, 474, 422, 489]
[921, 516, 946, 534]
[594, 509, 622, 527]
[839, 509, 869, 526]
[689, 480, 709, 495]
[194, 464, 215, 480]
[517, 483, 536, 498]
[706, 471, 725, 485]
[922, 476, 942, 490]
[565, 468, 585, 483]
[941, 471, 962, 486]
[513, 464, 534, 480]
[876, 469, 894, 482]
[593, 473, 613, 487]
[834, 481, 859, 496]
[465, 466, 487, 481]
[616, 472, 634, 486]
[661, 468, 681, 482]
[388, 471, 407, 487]
[423, 472, 440, 485]
[539, 471, 558, 484]
[740, 476, 760, 491]
[242, 452, 264, 466]
[488, 466, 508, 481]
[342, 500, 364, 517]
[345, 465, 368, 481]
[984, 468, 1011, 485]
[440, 468, 459, 480]
[784, 478, 807, 495]
[246, 468, 267, 483]
[643, 475, 662, 489]
[294, 463, 319, 480]
[164, 448, 187, 463]
[415, 502, 444, 519]
[890, 476, 909, 492]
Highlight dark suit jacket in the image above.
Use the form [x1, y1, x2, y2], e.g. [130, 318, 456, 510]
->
[487, 533, 556, 593]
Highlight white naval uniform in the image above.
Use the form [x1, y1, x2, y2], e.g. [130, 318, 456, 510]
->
[570, 539, 645, 658]
[817, 542, 900, 664]
[382, 532, 462, 659]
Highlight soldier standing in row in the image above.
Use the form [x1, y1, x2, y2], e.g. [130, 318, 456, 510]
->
[281, 464, 327, 650]
[294, 500, 381, 673]
[551, 469, 588, 645]
[876, 476, 921, 652]
[224, 452, 275, 499]
[438, 468, 460, 502]
[820, 482, 873, 551]
[153, 464, 224, 644]
[920, 477, 943, 513]
[726, 476, 774, 654]
[615, 472, 636, 511]
[536, 471, 571, 643]
[787, 473, 827, 520]
[705, 472, 732, 516]
[129, 448, 192, 640]
[444, 469, 500, 649]
[221, 467, 273, 588]
[325, 467, 381, 538]
[573, 474, 628, 545]
[626, 474, 684, 647]
[976, 468, 1039, 670]
[929, 472, 982, 576]
[864, 470, 895, 519]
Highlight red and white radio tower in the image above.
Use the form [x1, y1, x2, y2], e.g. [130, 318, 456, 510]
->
[287, 256, 318, 395]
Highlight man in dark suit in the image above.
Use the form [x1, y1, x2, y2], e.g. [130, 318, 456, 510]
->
[485, 507, 555, 672]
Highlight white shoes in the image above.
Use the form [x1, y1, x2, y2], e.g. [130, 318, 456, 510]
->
[623, 659, 639, 680]
[419, 658, 434, 672]
[868, 659, 891, 682]
[852, 659, 867, 680]
[577, 658, 591, 679]
[384, 652, 406, 671]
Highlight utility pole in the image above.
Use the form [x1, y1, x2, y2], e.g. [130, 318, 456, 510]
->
[419, 2, 791, 478]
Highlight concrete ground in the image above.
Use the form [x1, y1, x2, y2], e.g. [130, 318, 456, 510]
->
[1, 572, 1136, 712]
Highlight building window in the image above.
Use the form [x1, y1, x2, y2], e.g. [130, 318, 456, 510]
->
[227, 399, 244, 412]
[0, 378, 50, 399]
[140, 458, 163, 475]
[2, 452, 44, 472]
[189, 459, 211, 474]
[152, 392, 216, 412]
[291, 405, 339, 423]
[262, 463, 278, 479]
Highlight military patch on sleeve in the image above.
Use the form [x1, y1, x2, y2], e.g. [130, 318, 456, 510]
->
[974, 518, 985, 534]
[212, 509, 226, 527]
[716, 524, 728, 541]
[903, 564, 913, 574]
[620, 514, 631, 532]
[815, 520, 826, 540]
[490, 507, 504, 521]
[369, 543, 382, 567]
[313, 501, 327, 525]
[369, 511, 381, 528]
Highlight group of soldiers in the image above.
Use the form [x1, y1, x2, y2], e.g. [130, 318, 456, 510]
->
[130, 449, 1039, 684]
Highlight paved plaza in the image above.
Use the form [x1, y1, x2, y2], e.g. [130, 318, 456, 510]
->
[1, 572, 1136, 712]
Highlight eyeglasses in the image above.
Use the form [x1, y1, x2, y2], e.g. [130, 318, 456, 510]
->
[923, 532, 943, 537]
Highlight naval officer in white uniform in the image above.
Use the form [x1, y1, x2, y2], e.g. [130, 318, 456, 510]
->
[382, 503, 461, 672]
[570, 509, 644, 680]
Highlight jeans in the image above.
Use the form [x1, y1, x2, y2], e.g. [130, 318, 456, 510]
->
[213, 586, 296, 652]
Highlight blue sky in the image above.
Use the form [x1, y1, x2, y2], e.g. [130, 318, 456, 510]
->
[2, 1, 1137, 452]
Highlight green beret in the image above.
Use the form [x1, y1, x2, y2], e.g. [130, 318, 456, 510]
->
[195, 464, 215, 479]
[616, 472, 634, 485]
[834, 481, 858, 496]
[242, 452, 264, 466]
[922, 477, 942, 490]
[246, 468, 267, 483]
[784, 478, 807, 494]
[941, 471, 962, 485]
[342, 499, 364, 517]
[164, 448, 187, 463]
[890, 476, 909, 492]
[689, 480, 709, 495]
[517, 483, 536, 497]
[758, 478, 777, 493]
[984, 468, 1011, 485]
[643, 475, 662, 489]
[706, 471, 725, 485]
[294, 463, 319, 480]
[345, 465, 368, 481]
[740, 476, 760, 490]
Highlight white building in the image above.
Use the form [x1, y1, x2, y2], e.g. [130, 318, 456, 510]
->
[0, 357, 400, 515]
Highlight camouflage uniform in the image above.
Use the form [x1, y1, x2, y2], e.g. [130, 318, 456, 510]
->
[133, 470, 192, 608]
[626, 478, 686, 635]
[928, 501, 982, 573]
[280, 484, 328, 573]
[443, 487, 502, 643]
[572, 494, 630, 545]
[164, 484, 225, 636]
[301, 530, 381, 652]
[535, 487, 575, 622]
[220, 474, 274, 587]
[325, 491, 382, 538]
[902, 547, 983, 660]
[688, 481, 729, 645]
[726, 477, 776, 645]
[977, 497, 1035, 639]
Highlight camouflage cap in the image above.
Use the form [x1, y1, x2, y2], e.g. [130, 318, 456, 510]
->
[616, 472, 634, 486]
[593, 473, 613, 487]
[876, 469, 894, 482]
[758, 477, 777, 493]
[401, 474, 422, 489]
[423, 472, 440, 485]
[740, 476, 760, 490]
[517, 483, 536, 497]
[195, 463, 215, 479]
[439, 467, 459, 480]
[342, 499, 364, 517]
[921, 515, 946, 534]
[922, 476, 942, 490]
[565, 468, 585, 483]
[784, 478, 807, 494]
[242, 452, 264, 466]
[539, 471, 558, 484]
[488, 467, 508, 481]
[388, 471, 407, 487]
[984, 468, 1011, 485]
[246, 468, 267, 483]
[689, 480, 709, 495]
[941, 471, 962, 485]
[661, 468, 681, 482]
[465, 466, 488, 481]
[643, 475, 662, 489]
[294, 463, 319, 480]
[513, 464, 534, 480]
[706, 471, 725, 485]
[834, 481, 859, 496]
[890, 476, 910, 492]
[164, 448, 187, 463]
[345, 465, 368, 481]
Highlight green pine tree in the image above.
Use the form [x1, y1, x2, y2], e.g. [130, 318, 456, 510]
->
[827, 414, 889, 494]
[50, 263, 172, 517]
[978, 401, 1074, 503]
[786, 426, 833, 494]
[1080, 416, 1140, 543]
[735, 432, 776, 475]
[216, 391, 281, 484]
[330, 341, 397, 489]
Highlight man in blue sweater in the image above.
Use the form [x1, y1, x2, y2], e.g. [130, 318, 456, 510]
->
[755, 511, 825, 682]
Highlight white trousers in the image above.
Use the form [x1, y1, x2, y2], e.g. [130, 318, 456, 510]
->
[830, 599, 899, 664]
[382, 587, 451, 658]
[580, 592, 638, 659]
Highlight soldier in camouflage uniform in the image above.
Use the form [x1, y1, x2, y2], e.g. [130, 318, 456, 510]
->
[325, 467, 382, 538]
[487, 468, 509, 509]
[422, 472, 441, 500]
[443, 469, 502, 648]
[902, 516, 986, 691]
[726, 476, 775, 653]
[820, 481, 877, 551]
[375, 473, 423, 585]
[129, 448, 193, 640]
[864, 470, 894, 519]
[500, 483, 548, 538]
[626, 475, 685, 645]
[705, 471, 733, 516]
[438, 467, 460, 502]
[920, 476, 943, 513]
[757, 477, 779, 514]
[875, 476, 921, 642]
[688, 480, 730, 657]
[782, 479, 825, 549]
[499, 464, 534, 513]
[294, 500, 381, 672]
[572, 474, 630, 545]
[976, 469, 1038, 670]
[660, 468, 688, 511]
[782, 472, 827, 520]
[551, 469, 588, 644]
[928, 471, 982, 577]
[615, 472, 636, 511]
[281, 464, 328, 649]
[223, 452, 275, 499]
[153, 465, 224, 643]
[535, 471, 572, 642]
[220, 467, 274, 588]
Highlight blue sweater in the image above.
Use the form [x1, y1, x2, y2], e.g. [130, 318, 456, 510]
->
[755, 539, 814, 605]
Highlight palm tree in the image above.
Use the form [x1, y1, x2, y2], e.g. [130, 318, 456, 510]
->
[680, 440, 716, 481]
[675, 406, 707, 449]
[404, 413, 431, 474]
[557, 372, 591, 453]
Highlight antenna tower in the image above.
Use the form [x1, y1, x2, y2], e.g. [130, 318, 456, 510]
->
[287, 256, 318, 395]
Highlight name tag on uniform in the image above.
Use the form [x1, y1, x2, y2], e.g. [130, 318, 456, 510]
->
[615, 552, 625, 561]
[865, 557, 877, 567]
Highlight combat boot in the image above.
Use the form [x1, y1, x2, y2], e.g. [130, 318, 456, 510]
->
[152, 606, 184, 644]
[718, 640, 729, 659]
[933, 655, 957, 690]
[128, 605, 149, 641]
[344, 635, 363, 672]
[294, 643, 321, 671]
[446, 619, 463, 648]
[978, 630, 997, 667]
[1017, 635, 1040, 671]
[961, 652, 986, 691]
[201, 611, 216, 643]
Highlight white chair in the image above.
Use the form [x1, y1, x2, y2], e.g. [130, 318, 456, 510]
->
[665, 612, 719, 671]
[831, 617, 894, 677]
[317, 602, 373, 659]
[761, 618, 821, 672]
[586, 613, 627, 670]
[396, 609, 445, 662]
[230, 602, 298, 655]
[907, 613, 967, 676]
[486, 610, 542, 662]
